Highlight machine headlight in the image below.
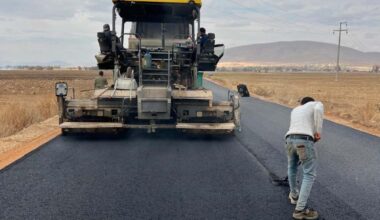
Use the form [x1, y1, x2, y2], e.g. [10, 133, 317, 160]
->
[55, 82, 68, 97]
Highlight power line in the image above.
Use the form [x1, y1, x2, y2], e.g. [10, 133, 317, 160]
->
[333, 22, 348, 81]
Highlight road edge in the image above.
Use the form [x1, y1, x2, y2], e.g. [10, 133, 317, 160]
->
[0, 128, 61, 170]
[205, 77, 380, 138]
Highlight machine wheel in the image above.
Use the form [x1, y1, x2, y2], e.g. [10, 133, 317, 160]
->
[61, 128, 70, 136]
[237, 84, 250, 97]
[112, 128, 127, 135]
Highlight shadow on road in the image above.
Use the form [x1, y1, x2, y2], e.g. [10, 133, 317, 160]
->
[61, 129, 235, 143]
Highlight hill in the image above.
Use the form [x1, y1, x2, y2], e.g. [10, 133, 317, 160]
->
[222, 41, 380, 65]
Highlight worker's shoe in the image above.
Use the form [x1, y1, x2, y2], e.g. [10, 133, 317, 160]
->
[292, 208, 319, 220]
[288, 193, 299, 205]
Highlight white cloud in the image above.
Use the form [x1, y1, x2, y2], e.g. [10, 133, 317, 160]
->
[0, 0, 379, 65]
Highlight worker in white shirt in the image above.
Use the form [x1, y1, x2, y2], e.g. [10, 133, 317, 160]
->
[285, 97, 324, 220]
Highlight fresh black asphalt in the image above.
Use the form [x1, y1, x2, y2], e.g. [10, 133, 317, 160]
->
[0, 80, 378, 219]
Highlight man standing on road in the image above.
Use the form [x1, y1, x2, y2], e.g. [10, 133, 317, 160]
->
[285, 97, 324, 220]
[94, 71, 108, 90]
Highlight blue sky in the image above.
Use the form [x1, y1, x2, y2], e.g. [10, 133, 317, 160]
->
[0, 0, 379, 66]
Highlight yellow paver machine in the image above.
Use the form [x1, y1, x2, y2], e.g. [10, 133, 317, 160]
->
[56, 0, 241, 134]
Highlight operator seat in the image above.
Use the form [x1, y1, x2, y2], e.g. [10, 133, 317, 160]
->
[97, 32, 112, 54]
[198, 33, 223, 72]
[202, 33, 215, 54]
[98, 31, 125, 53]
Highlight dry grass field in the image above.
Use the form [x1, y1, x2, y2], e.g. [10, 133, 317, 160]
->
[208, 72, 380, 135]
[0, 70, 112, 138]
[1, 70, 380, 139]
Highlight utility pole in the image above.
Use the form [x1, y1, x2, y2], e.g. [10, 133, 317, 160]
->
[333, 22, 348, 81]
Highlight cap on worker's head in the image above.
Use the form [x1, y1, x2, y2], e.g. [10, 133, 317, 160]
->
[103, 24, 110, 31]
[200, 27, 206, 34]
[99, 71, 104, 76]
[300, 97, 315, 105]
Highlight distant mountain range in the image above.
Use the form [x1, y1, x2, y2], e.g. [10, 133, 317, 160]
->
[2, 41, 379, 67]
[222, 41, 380, 66]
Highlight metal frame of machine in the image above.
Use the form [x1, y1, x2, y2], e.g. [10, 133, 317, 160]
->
[56, 0, 241, 134]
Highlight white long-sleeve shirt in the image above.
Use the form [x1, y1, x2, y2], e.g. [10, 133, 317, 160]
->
[286, 101, 324, 138]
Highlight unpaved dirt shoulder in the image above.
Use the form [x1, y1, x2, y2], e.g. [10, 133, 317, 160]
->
[205, 77, 380, 138]
[0, 116, 60, 170]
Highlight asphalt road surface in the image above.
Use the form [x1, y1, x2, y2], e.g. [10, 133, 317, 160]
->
[0, 81, 378, 220]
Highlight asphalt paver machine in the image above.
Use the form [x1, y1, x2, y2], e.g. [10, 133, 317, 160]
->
[56, 0, 241, 134]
